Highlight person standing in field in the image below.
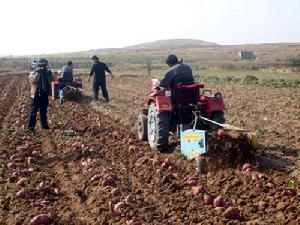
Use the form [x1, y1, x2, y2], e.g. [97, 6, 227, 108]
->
[88, 55, 114, 103]
[27, 58, 56, 132]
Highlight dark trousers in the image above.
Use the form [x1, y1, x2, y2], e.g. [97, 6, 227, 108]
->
[93, 79, 109, 102]
[28, 94, 49, 129]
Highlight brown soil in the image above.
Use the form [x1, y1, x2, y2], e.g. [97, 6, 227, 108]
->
[0, 74, 299, 225]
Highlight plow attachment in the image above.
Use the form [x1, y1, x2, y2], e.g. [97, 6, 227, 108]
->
[181, 115, 259, 173]
[198, 115, 259, 152]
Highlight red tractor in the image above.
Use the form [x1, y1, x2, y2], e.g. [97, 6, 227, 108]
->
[52, 76, 83, 104]
[137, 80, 226, 151]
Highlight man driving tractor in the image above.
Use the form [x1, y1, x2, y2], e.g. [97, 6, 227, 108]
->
[159, 54, 194, 88]
[59, 61, 74, 101]
[61, 61, 73, 82]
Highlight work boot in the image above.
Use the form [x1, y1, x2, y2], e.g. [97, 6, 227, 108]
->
[26, 127, 35, 133]
[42, 125, 50, 130]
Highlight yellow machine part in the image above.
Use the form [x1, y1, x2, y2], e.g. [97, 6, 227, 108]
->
[247, 132, 259, 151]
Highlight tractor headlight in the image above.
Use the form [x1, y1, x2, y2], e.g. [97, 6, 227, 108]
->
[165, 91, 171, 97]
[215, 92, 222, 98]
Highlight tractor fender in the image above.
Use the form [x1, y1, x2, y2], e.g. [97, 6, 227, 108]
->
[153, 96, 172, 112]
[206, 97, 225, 117]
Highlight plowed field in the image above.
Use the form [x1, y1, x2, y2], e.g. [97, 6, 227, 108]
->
[0, 74, 299, 225]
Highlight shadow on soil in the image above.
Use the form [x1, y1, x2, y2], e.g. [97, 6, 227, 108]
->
[80, 95, 94, 103]
[80, 95, 112, 106]
[45, 149, 95, 165]
[255, 145, 299, 173]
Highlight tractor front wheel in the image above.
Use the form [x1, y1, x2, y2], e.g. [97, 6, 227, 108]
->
[137, 114, 148, 141]
[147, 102, 169, 151]
[52, 83, 59, 100]
[210, 111, 225, 131]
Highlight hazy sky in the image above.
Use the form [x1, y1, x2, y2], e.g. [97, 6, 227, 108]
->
[0, 0, 299, 55]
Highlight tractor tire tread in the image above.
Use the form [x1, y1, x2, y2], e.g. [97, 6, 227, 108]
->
[148, 103, 169, 151]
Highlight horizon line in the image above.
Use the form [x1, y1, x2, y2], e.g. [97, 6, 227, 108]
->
[1, 39, 300, 58]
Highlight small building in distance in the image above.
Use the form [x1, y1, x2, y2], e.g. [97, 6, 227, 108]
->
[239, 51, 255, 60]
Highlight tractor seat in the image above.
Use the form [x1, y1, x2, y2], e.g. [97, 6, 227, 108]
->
[171, 82, 203, 106]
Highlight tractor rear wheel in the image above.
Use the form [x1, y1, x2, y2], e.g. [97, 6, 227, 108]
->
[147, 102, 169, 151]
[52, 83, 59, 100]
[137, 114, 148, 141]
[210, 111, 225, 131]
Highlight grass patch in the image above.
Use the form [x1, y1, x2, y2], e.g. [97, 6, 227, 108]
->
[196, 74, 300, 88]
[113, 68, 300, 88]
[196, 68, 300, 80]
[193, 69, 300, 88]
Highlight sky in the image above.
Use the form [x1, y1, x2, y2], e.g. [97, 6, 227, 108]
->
[0, 0, 299, 55]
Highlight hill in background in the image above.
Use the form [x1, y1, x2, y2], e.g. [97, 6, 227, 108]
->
[63, 39, 217, 56]
[125, 39, 217, 49]
[1, 39, 300, 73]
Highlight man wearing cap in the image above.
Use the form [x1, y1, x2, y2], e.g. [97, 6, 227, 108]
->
[159, 54, 194, 89]
[27, 58, 56, 132]
[89, 55, 114, 103]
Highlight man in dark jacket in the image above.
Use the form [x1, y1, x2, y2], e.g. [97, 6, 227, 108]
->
[58, 61, 74, 103]
[27, 58, 56, 132]
[159, 54, 194, 89]
[89, 55, 114, 102]
[61, 60, 73, 82]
